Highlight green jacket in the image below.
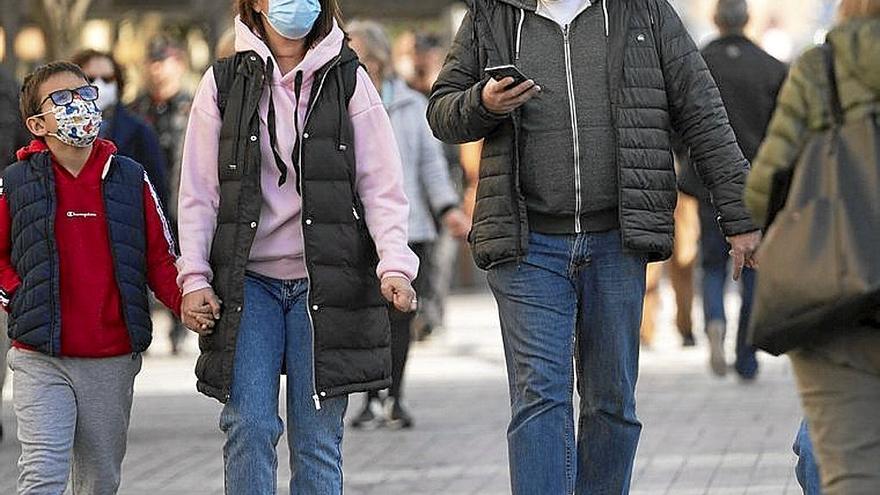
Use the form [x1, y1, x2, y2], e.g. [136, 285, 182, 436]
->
[746, 18, 880, 226]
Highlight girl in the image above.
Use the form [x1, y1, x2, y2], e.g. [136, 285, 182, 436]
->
[177, 1, 418, 492]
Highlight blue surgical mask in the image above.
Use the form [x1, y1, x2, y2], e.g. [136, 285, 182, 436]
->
[263, 0, 322, 40]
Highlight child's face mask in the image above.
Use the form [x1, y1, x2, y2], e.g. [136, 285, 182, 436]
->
[32, 86, 103, 148]
[263, 0, 322, 40]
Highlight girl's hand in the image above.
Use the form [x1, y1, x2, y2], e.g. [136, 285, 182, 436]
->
[182, 288, 222, 335]
[381, 276, 417, 313]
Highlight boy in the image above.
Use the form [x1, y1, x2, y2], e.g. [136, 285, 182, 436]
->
[0, 62, 211, 494]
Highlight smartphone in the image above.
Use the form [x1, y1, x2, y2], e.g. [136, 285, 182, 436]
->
[484, 65, 531, 89]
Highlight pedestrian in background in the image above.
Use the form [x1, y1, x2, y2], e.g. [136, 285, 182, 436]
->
[130, 37, 194, 355]
[1, 61, 189, 494]
[72, 50, 169, 209]
[410, 33, 475, 341]
[428, 0, 761, 492]
[699, 0, 787, 379]
[348, 20, 470, 429]
[640, 143, 699, 349]
[747, 1, 880, 493]
[177, 1, 418, 492]
[0, 65, 29, 444]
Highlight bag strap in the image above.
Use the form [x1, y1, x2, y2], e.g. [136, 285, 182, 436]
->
[822, 42, 844, 127]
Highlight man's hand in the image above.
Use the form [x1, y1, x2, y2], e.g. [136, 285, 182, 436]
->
[182, 288, 222, 336]
[727, 230, 763, 281]
[481, 77, 541, 115]
[442, 208, 471, 240]
[381, 276, 417, 313]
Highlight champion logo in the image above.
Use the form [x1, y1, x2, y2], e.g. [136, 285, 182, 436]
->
[67, 211, 98, 218]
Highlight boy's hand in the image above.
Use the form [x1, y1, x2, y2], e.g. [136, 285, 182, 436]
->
[182, 288, 222, 335]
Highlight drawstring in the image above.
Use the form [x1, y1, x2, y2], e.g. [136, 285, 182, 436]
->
[515, 8, 525, 63]
[602, 0, 609, 37]
[265, 57, 289, 187]
[291, 70, 304, 195]
[472, 0, 480, 76]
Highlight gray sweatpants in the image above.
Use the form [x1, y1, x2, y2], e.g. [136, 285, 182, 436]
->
[8, 348, 142, 495]
[1, 312, 8, 416]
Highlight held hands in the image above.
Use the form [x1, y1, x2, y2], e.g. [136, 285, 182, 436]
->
[727, 231, 763, 281]
[481, 77, 541, 115]
[181, 287, 223, 336]
[381, 276, 417, 313]
[443, 208, 472, 240]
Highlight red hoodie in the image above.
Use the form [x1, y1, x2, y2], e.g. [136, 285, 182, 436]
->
[0, 139, 182, 357]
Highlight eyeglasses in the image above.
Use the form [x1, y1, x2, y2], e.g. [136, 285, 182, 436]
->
[39, 85, 99, 108]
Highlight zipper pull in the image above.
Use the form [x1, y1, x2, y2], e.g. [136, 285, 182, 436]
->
[352, 207, 360, 220]
[312, 394, 322, 410]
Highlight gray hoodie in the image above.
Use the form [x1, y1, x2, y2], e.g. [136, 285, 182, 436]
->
[384, 78, 460, 244]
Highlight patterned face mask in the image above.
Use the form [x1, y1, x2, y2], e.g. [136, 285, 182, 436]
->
[34, 97, 103, 148]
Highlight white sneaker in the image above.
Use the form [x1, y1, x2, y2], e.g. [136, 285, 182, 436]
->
[706, 320, 728, 377]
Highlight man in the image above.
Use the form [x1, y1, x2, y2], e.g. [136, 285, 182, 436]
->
[427, 1, 762, 493]
[130, 37, 193, 355]
[698, 0, 787, 380]
[131, 37, 192, 222]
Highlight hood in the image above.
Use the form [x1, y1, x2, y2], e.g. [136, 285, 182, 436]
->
[492, 0, 538, 11]
[234, 15, 347, 83]
[828, 18, 880, 93]
[16, 138, 118, 165]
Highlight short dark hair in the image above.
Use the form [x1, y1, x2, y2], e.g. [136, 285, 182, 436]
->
[70, 49, 127, 96]
[714, 0, 750, 33]
[236, 0, 343, 50]
[20, 61, 88, 122]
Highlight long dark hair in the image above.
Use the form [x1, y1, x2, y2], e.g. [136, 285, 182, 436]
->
[236, 0, 344, 49]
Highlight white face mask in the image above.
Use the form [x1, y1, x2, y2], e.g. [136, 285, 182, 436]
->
[92, 78, 119, 112]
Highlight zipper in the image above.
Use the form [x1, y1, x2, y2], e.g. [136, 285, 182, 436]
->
[562, 24, 583, 233]
[295, 56, 342, 410]
[45, 170, 58, 355]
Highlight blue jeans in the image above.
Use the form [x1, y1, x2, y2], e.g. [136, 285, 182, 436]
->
[488, 231, 647, 495]
[220, 273, 348, 495]
[794, 420, 823, 495]
[698, 204, 758, 377]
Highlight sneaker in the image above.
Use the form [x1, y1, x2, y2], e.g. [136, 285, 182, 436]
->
[706, 320, 728, 377]
[350, 397, 384, 429]
[682, 333, 697, 348]
[385, 397, 414, 429]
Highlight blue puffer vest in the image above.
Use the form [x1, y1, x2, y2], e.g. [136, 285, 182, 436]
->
[3, 151, 152, 355]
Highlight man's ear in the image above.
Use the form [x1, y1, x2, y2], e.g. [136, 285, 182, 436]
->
[25, 115, 49, 138]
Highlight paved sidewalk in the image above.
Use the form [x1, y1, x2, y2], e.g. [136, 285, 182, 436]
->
[0, 288, 806, 494]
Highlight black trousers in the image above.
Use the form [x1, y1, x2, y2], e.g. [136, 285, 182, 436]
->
[370, 242, 432, 400]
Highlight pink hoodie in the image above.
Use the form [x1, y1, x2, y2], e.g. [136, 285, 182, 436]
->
[177, 18, 418, 295]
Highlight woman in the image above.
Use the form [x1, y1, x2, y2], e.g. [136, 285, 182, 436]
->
[71, 50, 168, 208]
[177, 1, 418, 493]
[347, 20, 470, 429]
[746, 2, 880, 493]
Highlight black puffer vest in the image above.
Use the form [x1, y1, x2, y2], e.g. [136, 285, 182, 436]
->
[196, 45, 391, 405]
[3, 152, 152, 355]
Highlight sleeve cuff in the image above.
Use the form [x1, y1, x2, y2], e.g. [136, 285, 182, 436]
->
[381, 271, 412, 283]
[181, 277, 212, 296]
